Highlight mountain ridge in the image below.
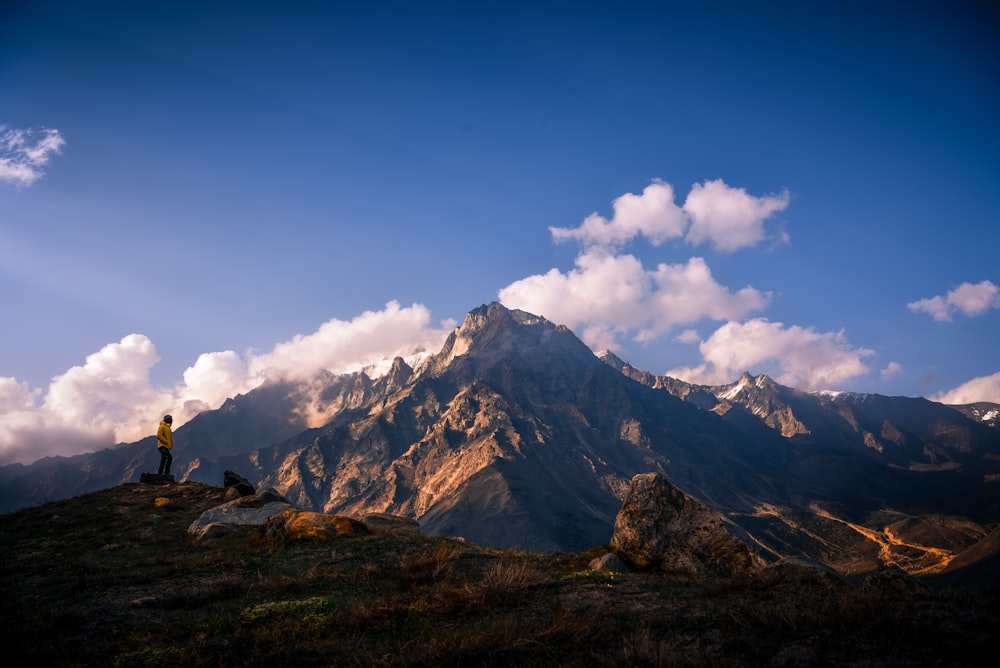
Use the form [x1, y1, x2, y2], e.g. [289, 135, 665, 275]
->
[2, 302, 999, 581]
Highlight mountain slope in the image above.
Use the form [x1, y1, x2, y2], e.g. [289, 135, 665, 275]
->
[0, 375, 368, 513]
[599, 356, 1000, 574]
[250, 304, 792, 552]
[2, 303, 999, 579]
[5, 481, 997, 667]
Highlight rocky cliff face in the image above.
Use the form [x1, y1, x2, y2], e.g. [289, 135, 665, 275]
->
[253, 303, 787, 552]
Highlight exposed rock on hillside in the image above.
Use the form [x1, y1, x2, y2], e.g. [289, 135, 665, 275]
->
[362, 512, 421, 536]
[611, 472, 762, 576]
[223, 469, 255, 497]
[187, 489, 294, 539]
[264, 509, 369, 541]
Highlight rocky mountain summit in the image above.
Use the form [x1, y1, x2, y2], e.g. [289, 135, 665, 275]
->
[2, 302, 999, 584]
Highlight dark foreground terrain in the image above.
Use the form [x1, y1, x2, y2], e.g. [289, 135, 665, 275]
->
[1, 482, 997, 667]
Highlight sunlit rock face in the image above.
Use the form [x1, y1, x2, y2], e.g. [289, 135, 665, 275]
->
[610, 472, 761, 576]
[248, 303, 1000, 576]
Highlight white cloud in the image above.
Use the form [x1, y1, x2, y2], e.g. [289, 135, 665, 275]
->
[674, 329, 701, 344]
[908, 280, 1000, 322]
[175, 350, 251, 415]
[549, 179, 789, 252]
[249, 301, 448, 381]
[0, 336, 163, 466]
[666, 319, 874, 391]
[683, 179, 790, 252]
[932, 371, 1000, 405]
[642, 257, 771, 341]
[0, 125, 65, 187]
[550, 180, 687, 248]
[880, 362, 903, 380]
[0, 301, 454, 466]
[498, 250, 769, 352]
[0, 377, 39, 412]
[503, 179, 788, 360]
[43, 334, 174, 440]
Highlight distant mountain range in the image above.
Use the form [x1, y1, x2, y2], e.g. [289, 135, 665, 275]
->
[2, 302, 998, 581]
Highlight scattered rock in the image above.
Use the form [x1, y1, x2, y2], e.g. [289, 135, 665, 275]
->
[187, 489, 295, 539]
[153, 497, 174, 510]
[588, 552, 628, 573]
[610, 472, 761, 576]
[223, 470, 256, 497]
[265, 510, 370, 541]
[361, 513, 420, 536]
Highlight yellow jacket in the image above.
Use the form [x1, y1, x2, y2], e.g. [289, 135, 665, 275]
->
[157, 421, 173, 450]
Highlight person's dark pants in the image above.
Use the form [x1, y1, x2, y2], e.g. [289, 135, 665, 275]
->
[157, 446, 173, 476]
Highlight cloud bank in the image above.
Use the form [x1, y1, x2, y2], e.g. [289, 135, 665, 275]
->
[504, 179, 873, 391]
[0, 125, 65, 187]
[0, 302, 453, 466]
[549, 178, 790, 252]
[499, 251, 769, 351]
[908, 280, 1000, 322]
[932, 371, 1000, 405]
[665, 319, 874, 391]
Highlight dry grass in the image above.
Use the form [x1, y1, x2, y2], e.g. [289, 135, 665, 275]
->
[1, 482, 997, 667]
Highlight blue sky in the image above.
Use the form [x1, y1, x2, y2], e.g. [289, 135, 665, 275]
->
[1, 1, 998, 465]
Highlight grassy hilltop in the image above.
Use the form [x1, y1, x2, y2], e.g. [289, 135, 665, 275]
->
[1, 481, 997, 667]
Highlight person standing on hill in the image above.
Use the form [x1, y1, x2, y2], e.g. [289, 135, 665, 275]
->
[156, 414, 174, 477]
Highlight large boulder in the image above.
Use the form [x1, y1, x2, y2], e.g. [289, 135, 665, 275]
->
[264, 510, 370, 541]
[223, 470, 256, 497]
[610, 472, 760, 576]
[187, 489, 294, 539]
[588, 552, 628, 574]
[361, 513, 420, 536]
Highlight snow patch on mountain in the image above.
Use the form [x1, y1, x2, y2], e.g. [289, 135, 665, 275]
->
[720, 375, 752, 401]
[815, 390, 845, 399]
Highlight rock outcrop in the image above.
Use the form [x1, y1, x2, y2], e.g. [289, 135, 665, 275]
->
[188, 488, 415, 542]
[264, 510, 369, 541]
[588, 552, 628, 573]
[187, 489, 295, 539]
[223, 470, 256, 498]
[610, 472, 761, 576]
[362, 512, 421, 536]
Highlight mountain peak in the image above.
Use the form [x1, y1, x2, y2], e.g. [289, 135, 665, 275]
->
[597, 349, 627, 371]
[718, 372, 776, 401]
[383, 356, 413, 390]
[459, 302, 551, 333]
[420, 303, 565, 376]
